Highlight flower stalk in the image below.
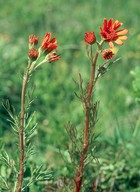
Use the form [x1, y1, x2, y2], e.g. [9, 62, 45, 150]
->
[16, 70, 30, 192]
[73, 25, 120, 190]
[74, 46, 99, 192]
[15, 32, 60, 192]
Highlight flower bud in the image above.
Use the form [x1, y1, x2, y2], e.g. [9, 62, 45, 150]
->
[84, 31, 96, 44]
[29, 35, 39, 45]
[48, 52, 61, 63]
[102, 49, 114, 60]
[28, 48, 39, 59]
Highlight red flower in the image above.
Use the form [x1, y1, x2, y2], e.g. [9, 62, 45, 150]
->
[102, 49, 114, 60]
[84, 31, 96, 44]
[100, 18, 128, 48]
[48, 52, 61, 63]
[28, 48, 39, 59]
[41, 33, 58, 53]
[29, 35, 39, 45]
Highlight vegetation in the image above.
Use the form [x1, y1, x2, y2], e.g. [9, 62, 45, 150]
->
[0, 0, 140, 191]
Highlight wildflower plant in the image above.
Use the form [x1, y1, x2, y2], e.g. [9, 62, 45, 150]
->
[65, 18, 128, 192]
[0, 18, 129, 192]
[0, 32, 60, 192]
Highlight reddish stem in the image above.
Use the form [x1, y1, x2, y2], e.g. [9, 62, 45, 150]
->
[16, 73, 29, 192]
[74, 49, 99, 192]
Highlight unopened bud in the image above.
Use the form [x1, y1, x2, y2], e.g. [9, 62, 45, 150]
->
[102, 49, 114, 60]
[48, 52, 61, 63]
[84, 31, 96, 44]
[28, 48, 39, 59]
[29, 35, 39, 45]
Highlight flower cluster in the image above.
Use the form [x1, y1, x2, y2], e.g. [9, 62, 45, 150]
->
[28, 32, 60, 63]
[84, 18, 128, 61]
[28, 35, 39, 60]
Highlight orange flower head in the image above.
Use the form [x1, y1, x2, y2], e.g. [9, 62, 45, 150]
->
[100, 18, 128, 48]
[28, 48, 39, 59]
[84, 31, 96, 44]
[41, 33, 58, 53]
[29, 35, 39, 45]
[48, 52, 61, 63]
[102, 49, 114, 60]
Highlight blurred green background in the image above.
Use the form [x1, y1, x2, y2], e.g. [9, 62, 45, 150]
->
[0, 0, 140, 191]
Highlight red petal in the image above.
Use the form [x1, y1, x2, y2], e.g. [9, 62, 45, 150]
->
[108, 18, 113, 29]
[103, 18, 107, 30]
[50, 37, 57, 44]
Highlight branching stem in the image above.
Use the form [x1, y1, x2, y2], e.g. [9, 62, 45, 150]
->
[74, 45, 99, 192]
